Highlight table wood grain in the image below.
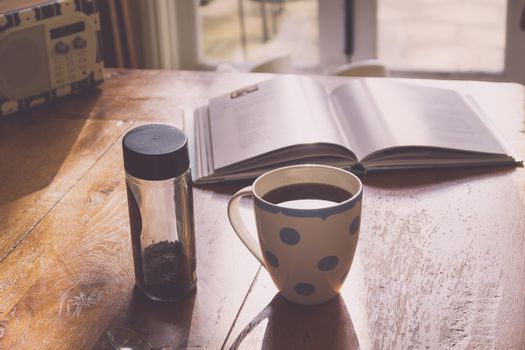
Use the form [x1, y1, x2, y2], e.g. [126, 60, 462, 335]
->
[0, 69, 524, 350]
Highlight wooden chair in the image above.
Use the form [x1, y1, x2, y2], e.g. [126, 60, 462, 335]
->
[216, 51, 293, 74]
[250, 52, 293, 73]
[327, 59, 389, 77]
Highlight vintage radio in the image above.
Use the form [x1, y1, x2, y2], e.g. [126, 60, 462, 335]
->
[0, 0, 104, 116]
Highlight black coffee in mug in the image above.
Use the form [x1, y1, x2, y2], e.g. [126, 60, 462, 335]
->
[229, 164, 363, 305]
[262, 183, 352, 209]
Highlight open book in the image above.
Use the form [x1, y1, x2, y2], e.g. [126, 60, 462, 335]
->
[185, 76, 521, 184]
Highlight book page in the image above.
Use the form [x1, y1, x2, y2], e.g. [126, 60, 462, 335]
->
[208, 76, 346, 170]
[330, 80, 394, 160]
[331, 79, 506, 161]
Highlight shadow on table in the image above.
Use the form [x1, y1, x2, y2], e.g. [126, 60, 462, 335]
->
[195, 165, 519, 196]
[363, 165, 517, 189]
[0, 90, 102, 206]
[94, 286, 197, 349]
[229, 294, 359, 350]
[196, 179, 254, 196]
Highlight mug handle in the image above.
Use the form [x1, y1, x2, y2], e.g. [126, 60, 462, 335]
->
[227, 186, 265, 266]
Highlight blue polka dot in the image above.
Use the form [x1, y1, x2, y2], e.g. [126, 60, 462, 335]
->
[265, 250, 279, 268]
[317, 256, 339, 271]
[349, 216, 360, 235]
[294, 283, 316, 296]
[280, 227, 300, 245]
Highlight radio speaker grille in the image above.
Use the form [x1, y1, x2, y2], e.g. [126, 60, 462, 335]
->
[0, 24, 51, 100]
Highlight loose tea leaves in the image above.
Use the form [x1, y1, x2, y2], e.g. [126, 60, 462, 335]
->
[143, 240, 184, 285]
[136, 240, 194, 299]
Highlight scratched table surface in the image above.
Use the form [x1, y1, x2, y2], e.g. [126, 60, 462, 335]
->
[1, 69, 524, 350]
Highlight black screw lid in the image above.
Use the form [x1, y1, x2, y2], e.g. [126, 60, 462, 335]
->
[122, 124, 190, 180]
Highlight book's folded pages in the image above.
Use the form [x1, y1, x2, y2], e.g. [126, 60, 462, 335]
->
[185, 76, 521, 184]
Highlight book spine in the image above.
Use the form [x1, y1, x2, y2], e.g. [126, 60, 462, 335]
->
[348, 163, 367, 175]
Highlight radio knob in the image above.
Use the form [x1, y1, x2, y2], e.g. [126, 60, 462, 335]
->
[55, 41, 70, 55]
[73, 36, 88, 49]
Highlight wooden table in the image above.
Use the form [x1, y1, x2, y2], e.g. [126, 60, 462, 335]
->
[1, 69, 524, 350]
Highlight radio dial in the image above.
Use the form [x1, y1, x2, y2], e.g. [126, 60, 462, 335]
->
[73, 36, 87, 49]
[55, 41, 70, 55]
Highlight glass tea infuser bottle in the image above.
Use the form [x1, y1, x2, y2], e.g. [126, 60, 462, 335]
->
[122, 124, 196, 301]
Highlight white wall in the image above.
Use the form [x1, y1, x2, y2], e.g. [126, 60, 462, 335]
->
[135, 0, 199, 70]
[504, 0, 525, 84]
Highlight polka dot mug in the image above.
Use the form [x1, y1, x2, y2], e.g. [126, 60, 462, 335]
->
[228, 164, 362, 305]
